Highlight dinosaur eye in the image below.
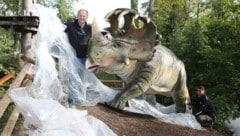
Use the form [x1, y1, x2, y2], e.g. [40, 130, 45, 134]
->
[128, 35, 132, 39]
[113, 43, 122, 48]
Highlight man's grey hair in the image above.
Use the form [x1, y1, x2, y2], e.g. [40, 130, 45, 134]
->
[77, 9, 88, 16]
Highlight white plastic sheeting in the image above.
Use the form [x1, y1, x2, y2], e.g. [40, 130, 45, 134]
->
[28, 4, 118, 105]
[126, 99, 202, 129]
[9, 87, 117, 136]
[226, 118, 240, 136]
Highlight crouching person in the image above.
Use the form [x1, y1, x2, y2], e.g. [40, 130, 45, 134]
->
[191, 85, 217, 128]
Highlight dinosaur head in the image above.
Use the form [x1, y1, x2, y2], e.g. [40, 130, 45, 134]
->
[86, 8, 159, 73]
[105, 8, 159, 60]
[86, 18, 130, 73]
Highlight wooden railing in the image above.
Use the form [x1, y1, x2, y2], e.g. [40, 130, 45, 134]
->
[0, 63, 33, 136]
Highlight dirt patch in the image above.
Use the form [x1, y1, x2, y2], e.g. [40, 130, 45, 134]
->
[78, 104, 230, 136]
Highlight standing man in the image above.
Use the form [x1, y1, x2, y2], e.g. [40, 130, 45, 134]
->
[64, 9, 91, 107]
[64, 9, 112, 107]
[65, 9, 91, 65]
[191, 85, 217, 128]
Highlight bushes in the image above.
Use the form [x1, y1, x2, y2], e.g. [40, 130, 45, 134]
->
[212, 95, 240, 132]
[0, 28, 20, 77]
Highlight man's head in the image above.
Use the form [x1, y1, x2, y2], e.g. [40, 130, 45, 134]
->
[196, 85, 205, 96]
[77, 9, 89, 27]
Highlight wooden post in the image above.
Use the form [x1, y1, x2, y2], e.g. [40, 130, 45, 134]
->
[20, 0, 36, 67]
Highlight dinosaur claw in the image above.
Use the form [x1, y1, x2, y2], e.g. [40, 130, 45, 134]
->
[106, 95, 127, 110]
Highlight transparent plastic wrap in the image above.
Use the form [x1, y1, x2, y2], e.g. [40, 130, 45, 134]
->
[226, 118, 240, 136]
[126, 99, 202, 129]
[9, 87, 117, 136]
[29, 4, 118, 106]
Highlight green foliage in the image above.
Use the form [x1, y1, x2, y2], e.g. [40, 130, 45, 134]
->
[0, 28, 20, 76]
[0, 1, 21, 76]
[0, 87, 5, 99]
[131, 0, 138, 11]
[0, 0, 21, 15]
[57, 0, 71, 22]
[212, 95, 240, 131]
[96, 72, 123, 89]
[96, 72, 117, 80]
[35, 0, 76, 22]
[153, 0, 240, 132]
[0, 103, 15, 131]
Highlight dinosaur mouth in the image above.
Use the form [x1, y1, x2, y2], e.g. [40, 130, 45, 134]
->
[87, 65, 106, 73]
[88, 65, 100, 70]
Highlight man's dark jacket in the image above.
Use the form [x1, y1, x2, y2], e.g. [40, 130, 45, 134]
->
[65, 20, 92, 58]
[191, 95, 217, 120]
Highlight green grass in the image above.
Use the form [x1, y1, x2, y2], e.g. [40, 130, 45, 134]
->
[0, 103, 15, 132]
[96, 72, 119, 80]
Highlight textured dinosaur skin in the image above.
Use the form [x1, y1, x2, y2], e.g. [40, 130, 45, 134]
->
[86, 8, 190, 113]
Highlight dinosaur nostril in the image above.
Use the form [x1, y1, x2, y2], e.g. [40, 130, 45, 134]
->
[142, 47, 147, 51]
[131, 48, 136, 52]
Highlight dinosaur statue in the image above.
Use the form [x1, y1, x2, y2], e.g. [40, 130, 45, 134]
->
[86, 8, 190, 113]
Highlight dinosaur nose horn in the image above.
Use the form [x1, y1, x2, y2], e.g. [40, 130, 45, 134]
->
[92, 17, 101, 37]
[92, 17, 110, 45]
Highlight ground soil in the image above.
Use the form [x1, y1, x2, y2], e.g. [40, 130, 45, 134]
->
[13, 104, 231, 136]
[77, 104, 231, 136]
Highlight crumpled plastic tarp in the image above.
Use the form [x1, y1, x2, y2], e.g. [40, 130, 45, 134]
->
[9, 87, 117, 136]
[226, 118, 240, 136]
[126, 98, 202, 129]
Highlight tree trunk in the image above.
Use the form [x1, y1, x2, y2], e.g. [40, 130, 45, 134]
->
[20, 0, 36, 67]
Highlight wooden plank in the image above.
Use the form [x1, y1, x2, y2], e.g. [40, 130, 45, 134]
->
[1, 108, 20, 136]
[0, 63, 31, 118]
[0, 63, 32, 136]
[0, 94, 11, 119]
[0, 16, 39, 32]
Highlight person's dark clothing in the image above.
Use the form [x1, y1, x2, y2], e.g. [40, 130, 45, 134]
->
[65, 19, 91, 58]
[191, 95, 217, 128]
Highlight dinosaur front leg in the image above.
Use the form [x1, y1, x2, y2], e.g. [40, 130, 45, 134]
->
[108, 65, 155, 110]
[108, 84, 143, 109]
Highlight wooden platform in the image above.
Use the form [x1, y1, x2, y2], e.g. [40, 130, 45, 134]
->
[0, 16, 39, 33]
